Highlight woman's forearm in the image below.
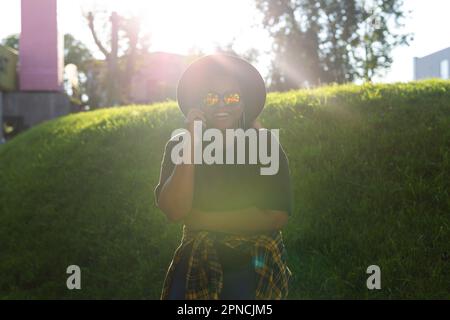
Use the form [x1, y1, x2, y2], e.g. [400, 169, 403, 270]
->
[158, 163, 195, 221]
[184, 207, 288, 235]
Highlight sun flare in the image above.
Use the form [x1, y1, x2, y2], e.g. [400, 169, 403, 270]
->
[96, 0, 256, 54]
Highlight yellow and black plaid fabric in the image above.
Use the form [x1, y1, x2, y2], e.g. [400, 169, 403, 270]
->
[160, 225, 292, 300]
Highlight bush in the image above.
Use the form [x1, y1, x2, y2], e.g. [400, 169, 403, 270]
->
[0, 80, 449, 299]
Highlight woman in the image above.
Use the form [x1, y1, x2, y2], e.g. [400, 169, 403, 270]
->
[154, 54, 293, 300]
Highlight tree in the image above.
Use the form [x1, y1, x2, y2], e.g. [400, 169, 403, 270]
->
[63, 34, 94, 104]
[213, 38, 260, 65]
[1, 34, 19, 51]
[254, 0, 412, 90]
[84, 10, 152, 106]
[64, 34, 93, 73]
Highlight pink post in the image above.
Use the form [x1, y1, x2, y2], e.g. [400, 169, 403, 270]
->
[19, 0, 63, 91]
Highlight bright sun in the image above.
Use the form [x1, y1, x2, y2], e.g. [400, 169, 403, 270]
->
[99, 0, 260, 54]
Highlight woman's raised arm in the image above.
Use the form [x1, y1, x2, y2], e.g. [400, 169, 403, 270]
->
[156, 109, 206, 222]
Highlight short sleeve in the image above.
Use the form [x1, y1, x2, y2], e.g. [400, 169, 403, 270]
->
[154, 138, 177, 207]
[259, 131, 294, 216]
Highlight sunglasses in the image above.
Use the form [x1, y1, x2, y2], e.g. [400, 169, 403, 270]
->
[201, 91, 241, 108]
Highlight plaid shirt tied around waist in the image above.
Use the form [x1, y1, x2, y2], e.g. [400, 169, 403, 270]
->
[160, 225, 292, 300]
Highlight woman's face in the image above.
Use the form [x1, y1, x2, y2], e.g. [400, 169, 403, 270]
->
[199, 75, 244, 131]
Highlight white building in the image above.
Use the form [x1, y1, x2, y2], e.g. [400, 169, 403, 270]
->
[414, 47, 450, 80]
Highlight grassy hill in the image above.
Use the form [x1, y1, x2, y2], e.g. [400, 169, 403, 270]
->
[0, 80, 449, 299]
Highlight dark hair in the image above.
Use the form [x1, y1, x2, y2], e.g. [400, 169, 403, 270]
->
[237, 109, 250, 130]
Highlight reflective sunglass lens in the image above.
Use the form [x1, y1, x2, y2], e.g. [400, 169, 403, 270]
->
[204, 93, 219, 107]
[224, 93, 240, 105]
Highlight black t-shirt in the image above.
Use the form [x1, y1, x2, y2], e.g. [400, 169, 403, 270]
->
[154, 128, 294, 286]
[154, 128, 293, 217]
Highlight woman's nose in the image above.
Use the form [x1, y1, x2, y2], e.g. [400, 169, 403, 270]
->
[217, 98, 226, 107]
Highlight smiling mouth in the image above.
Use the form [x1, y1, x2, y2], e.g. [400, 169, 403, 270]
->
[214, 112, 230, 118]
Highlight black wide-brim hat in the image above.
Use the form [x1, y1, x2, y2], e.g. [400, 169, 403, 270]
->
[176, 53, 267, 126]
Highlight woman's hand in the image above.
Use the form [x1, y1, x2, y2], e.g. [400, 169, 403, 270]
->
[183, 208, 204, 231]
[185, 108, 206, 135]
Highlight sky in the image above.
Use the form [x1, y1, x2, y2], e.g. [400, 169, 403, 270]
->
[1, 0, 450, 83]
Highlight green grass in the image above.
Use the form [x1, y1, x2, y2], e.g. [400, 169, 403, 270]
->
[0, 80, 449, 299]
